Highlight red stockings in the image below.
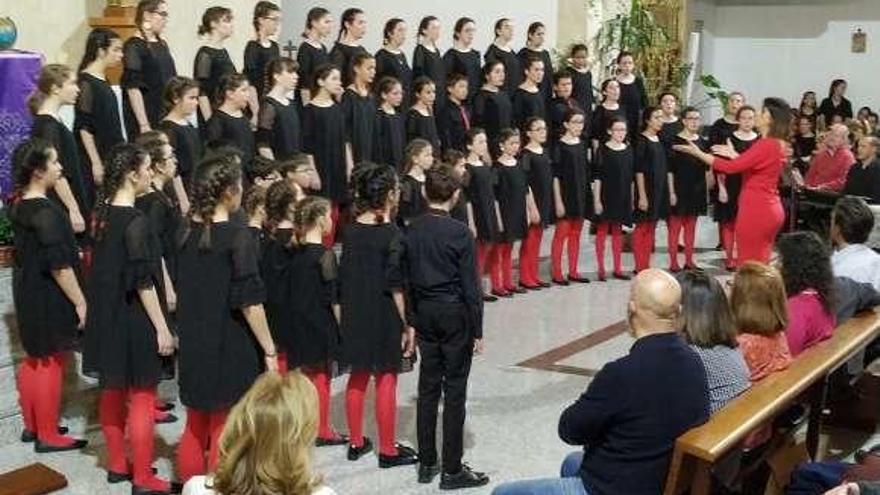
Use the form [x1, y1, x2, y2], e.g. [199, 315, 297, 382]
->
[176, 408, 228, 483]
[345, 371, 398, 456]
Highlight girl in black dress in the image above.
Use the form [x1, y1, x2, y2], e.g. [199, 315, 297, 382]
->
[340, 163, 417, 467]
[260, 181, 296, 372]
[83, 143, 174, 493]
[398, 138, 435, 227]
[29, 65, 87, 235]
[550, 108, 591, 284]
[658, 91, 683, 147]
[122, 0, 177, 139]
[519, 117, 553, 288]
[329, 8, 369, 87]
[257, 57, 301, 160]
[412, 16, 446, 111]
[375, 19, 412, 101]
[375, 77, 407, 171]
[709, 91, 744, 146]
[632, 106, 669, 272]
[485, 18, 521, 96]
[667, 106, 710, 272]
[463, 128, 501, 301]
[10, 139, 88, 452]
[614, 51, 647, 137]
[792, 114, 817, 169]
[194, 7, 251, 127]
[518, 22, 554, 104]
[302, 65, 352, 247]
[244, 1, 281, 100]
[593, 117, 633, 281]
[472, 61, 513, 156]
[564, 44, 593, 123]
[406, 77, 441, 151]
[493, 129, 534, 296]
[591, 79, 627, 153]
[76, 28, 124, 208]
[717, 105, 758, 270]
[444, 148, 470, 224]
[297, 7, 332, 105]
[512, 54, 547, 128]
[444, 17, 481, 104]
[205, 74, 256, 176]
[342, 52, 378, 164]
[289, 196, 347, 444]
[818, 79, 853, 125]
[159, 77, 200, 211]
[175, 156, 278, 483]
[439, 73, 472, 153]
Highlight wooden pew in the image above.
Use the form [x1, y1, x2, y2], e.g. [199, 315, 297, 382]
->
[0, 463, 67, 495]
[664, 310, 880, 495]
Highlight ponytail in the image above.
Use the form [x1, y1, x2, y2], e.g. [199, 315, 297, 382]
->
[302, 7, 330, 39]
[79, 27, 120, 73]
[28, 64, 74, 115]
[198, 6, 232, 37]
[337, 8, 363, 42]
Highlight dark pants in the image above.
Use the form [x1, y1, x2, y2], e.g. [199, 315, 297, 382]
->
[415, 301, 474, 474]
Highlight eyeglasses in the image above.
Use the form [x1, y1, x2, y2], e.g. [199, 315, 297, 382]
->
[264, 15, 281, 22]
[150, 10, 169, 18]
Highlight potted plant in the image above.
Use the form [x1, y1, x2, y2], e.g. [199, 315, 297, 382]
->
[0, 206, 14, 268]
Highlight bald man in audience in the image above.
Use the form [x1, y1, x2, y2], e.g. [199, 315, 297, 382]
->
[491, 269, 710, 495]
[843, 136, 880, 203]
[806, 124, 857, 192]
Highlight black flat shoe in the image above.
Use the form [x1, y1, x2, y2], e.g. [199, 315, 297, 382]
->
[613, 272, 632, 281]
[34, 439, 87, 453]
[482, 293, 498, 302]
[490, 289, 512, 298]
[156, 401, 175, 412]
[568, 275, 590, 284]
[108, 467, 159, 484]
[378, 443, 418, 468]
[316, 433, 350, 447]
[418, 462, 440, 484]
[552, 278, 569, 286]
[347, 437, 373, 461]
[155, 413, 178, 424]
[519, 282, 541, 291]
[537, 280, 551, 288]
[440, 464, 490, 490]
[131, 484, 173, 495]
[507, 287, 527, 294]
[21, 426, 68, 443]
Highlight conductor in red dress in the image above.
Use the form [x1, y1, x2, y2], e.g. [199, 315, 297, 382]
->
[675, 97, 792, 265]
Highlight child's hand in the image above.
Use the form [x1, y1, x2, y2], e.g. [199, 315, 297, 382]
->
[402, 326, 416, 357]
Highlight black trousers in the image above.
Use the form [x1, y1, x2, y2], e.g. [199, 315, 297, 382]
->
[415, 301, 474, 473]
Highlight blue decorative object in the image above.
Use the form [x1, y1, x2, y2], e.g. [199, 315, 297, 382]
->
[0, 17, 17, 50]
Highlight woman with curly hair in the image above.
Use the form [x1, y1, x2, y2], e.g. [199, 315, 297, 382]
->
[182, 372, 336, 495]
[776, 231, 836, 356]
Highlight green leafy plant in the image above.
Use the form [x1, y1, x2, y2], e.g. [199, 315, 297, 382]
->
[691, 74, 730, 111]
[0, 207, 14, 246]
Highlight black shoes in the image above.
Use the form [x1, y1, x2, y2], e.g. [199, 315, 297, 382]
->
[552, 278, 570, 286]
[440, 464, 490, 490]
[347, 437, 373, 461]
[378, 443, 418, 468]
[482, 293, 498, 302]
[418, 462, 441, 484]
[613, 272, 632, 281]
[21, 426, 68, 443]
[156, 401, 175, 412]
[155, 413, 178, 425]
[34, 438, 87, 453]
[108, 467, 159, 484]
[131, 483, 181, 495]
[568, 274, 591, 284]
[316, 433, 350, 447]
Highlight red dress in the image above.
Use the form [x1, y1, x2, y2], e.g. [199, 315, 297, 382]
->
[712, 138, 785, 265]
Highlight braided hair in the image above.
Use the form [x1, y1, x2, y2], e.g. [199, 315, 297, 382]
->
[11, 138, 55, 194]
[292, 196, 330, 246]
[93, 143, 150, 241]
[263, 180, 297, 234]
[350, 162, 398, 223]
[188, 155, 242, 251]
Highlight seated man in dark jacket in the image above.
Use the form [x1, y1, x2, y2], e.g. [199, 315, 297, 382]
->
[492, 269, 710, 495]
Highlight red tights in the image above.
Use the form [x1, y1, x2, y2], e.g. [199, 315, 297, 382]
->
[346, 371, 398, 456]
[491, 242, 515, 291]
[519, 225, 544, 285]
[17, 352, 77, 446]
[595, 222, 624, 277]
[177, 408, 228, 483]
[100, 387, 169, 491]
[720, 221, 736, 269]
[551, 218, 585, 280]
[632, 222, 656, 273]
[321, 203, 341, 248]
[306, 368, 339, 440]
[667, 215, 698, 270]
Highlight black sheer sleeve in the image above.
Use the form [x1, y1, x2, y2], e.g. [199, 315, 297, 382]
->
[121, 39, 146, 90]
[75, 80, 97, 134]
[385, 228, 405, 291]
[124, 213, 156, 291]
[319, 248, 339, 305]
[255, 101, 277, 148]
[230, 227, 266, 308]
[33, 205, 77, 271]
[193, 48, 214, 97]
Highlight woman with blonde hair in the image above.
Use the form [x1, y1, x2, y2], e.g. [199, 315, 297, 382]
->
[182, 371, 336, 495]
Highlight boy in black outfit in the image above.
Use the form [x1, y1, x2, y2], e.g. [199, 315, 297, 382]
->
[406, 164, 489, 489]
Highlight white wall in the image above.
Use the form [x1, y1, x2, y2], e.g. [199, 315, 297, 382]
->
[279, 0, 558, 61]
[690, 0, 880, 120]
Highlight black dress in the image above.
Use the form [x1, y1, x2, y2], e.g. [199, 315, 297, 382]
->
[287, 243, 340, 367]
[549, 97, 586, 143]
[176, 221, 265, 411]
[243, 40, 280, 97]
[633, 135, 669, 222]
[260, 228, 293, 354]
[591, 104, 627, 145]
[553, 141, 592, 220]
[375, 48, 412, 99]
[617, 77, 647, 136]
[296, 41, 330, 93]
[522, 148, 554, 227]
[83, 206, 162, 389]
[517, 47, 554, 103]
[709, 118, 739, 146]
[329, 42, 368, 87]
[121, 37, 177, 138]
[135, 188, 181, 283]
[302, 103, 348, 203]
[668, 135, 709, 216]
[818, 97, 853, 123]
[566, 68, 594, 121]
[412, 44, 446, 110]
[714, 135, 756, 222]
[398, 174, 427, 226]
[472, 89, 513, 150]
[158, 120, 202, 188]
[341, 88, 377, 164]
[793, 134, 817, 159]
[495, 162, 529, 241]
[338, 222, 406, 372]
[374, 109, 406, 171]
[595, 145, 634, 224]
[464, 163, 500, 241]
[443, 48, 481, 103]
[10, 198, 79, 357]
[31, 115, 89, 218]
[193, 46, 237, 126]
[438, 100, 470, 152]
[75, 72, 124, 208]
[204, 110, 255, 176]
[659, 120, 684, 148]
[405, 109, 441, 151]
[484, 44, 522, 96]
[512, 87, 547, 128]
[256, 96, 302, 160]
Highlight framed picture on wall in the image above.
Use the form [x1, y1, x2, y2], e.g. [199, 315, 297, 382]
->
[852, 29, 866, 53]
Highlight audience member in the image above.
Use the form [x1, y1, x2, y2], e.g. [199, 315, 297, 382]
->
[805, 124, 856, 192]
[843, 136, 880, 203]
[831, 196, 880, 290]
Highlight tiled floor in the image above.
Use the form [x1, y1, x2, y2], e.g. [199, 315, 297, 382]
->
[0, 219, 872, 494]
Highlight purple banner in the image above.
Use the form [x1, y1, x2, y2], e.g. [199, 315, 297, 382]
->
[0, 50, 43, 197]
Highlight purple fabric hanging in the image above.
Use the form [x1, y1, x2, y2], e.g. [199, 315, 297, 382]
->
[0, 50, 43, 197]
